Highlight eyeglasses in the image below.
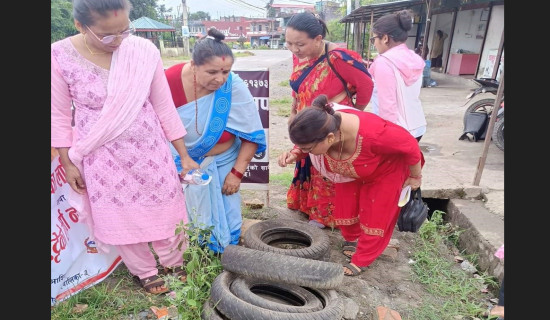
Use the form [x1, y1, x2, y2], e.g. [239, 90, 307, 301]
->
[369, 35, 382, 44]
[297, 140, 320, 153]
[86, 21, 135, 44]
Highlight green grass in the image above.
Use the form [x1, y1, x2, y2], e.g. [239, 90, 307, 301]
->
[278, 80, 289, 87]
[270, 97, 293, 117]
[51, 218, 223, 320]
[269, 171, 294, 187]
[407, 210, 499, 320]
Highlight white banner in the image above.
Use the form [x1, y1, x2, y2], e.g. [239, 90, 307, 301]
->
[51, 156, 122, 306]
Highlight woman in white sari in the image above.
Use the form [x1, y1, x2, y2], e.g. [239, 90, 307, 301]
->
[165, 28, 266, 253]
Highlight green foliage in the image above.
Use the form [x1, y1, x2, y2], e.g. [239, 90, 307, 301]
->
[190, 11, 211, 21]
[408, 210, 498, 319]
[51, 214, 223, 320]
[167, 216, 223, 319]
[326, 19, 345, 42]
[51, 0, 77, 43]
[129, 0, 159, 21]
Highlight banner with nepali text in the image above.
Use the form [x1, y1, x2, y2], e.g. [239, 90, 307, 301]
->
[51, 155, 122, 306]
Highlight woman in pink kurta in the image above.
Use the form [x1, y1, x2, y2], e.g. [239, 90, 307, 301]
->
[50, 0, 199, 294]
[278, 94, 423, 276]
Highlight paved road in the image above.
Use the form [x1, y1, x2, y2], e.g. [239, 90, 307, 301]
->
[233, 49, 292, 70]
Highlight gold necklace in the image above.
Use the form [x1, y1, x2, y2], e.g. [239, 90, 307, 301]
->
[193, 68, 202, 135]
[83, 34, 108, 55]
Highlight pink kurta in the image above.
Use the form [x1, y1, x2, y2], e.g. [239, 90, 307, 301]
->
[51, 37, 188, 246]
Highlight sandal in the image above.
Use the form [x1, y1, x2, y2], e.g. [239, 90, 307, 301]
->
[343, 262, 368, 277]
[138, 274, 169, 294]
[342, 240, 357, 259]
[162, 266, 187, 283]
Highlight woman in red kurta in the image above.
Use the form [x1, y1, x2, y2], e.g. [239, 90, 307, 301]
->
[285, 12, 374, 228]
[278, 94, 423, 276]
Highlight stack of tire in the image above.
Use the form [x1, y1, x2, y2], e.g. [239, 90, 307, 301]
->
[202, 219, 344, 320]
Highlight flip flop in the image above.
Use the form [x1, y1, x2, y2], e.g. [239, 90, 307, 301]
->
[342, 262, 368, 277]
[342, 240, 357, 259]
[137, 274, 170, 294]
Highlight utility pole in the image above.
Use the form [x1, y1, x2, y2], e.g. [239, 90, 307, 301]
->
[182, 0, 190, 57]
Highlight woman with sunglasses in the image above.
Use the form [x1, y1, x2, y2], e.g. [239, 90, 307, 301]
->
[368, 10, 427, 142]
[283, 12, 374, 229]
[51, 0, 198, 295]
[278, 94, 424, 276]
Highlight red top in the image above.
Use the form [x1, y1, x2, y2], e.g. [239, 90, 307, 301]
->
[165, 63, 234, 144]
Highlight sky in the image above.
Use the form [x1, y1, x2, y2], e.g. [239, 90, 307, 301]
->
[159, 0, 317, 20]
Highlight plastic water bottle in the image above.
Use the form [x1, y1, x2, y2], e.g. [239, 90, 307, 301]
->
[174, 155, 212, 185]
[181, 169, 212, 185]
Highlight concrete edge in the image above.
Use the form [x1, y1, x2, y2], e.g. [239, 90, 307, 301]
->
[446, 199, 504, 282]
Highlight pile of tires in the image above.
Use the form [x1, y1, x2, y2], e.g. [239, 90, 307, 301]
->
[202, 219, 344, 320]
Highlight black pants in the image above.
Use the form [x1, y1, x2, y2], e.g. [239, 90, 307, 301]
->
[431, 55, 443, 68]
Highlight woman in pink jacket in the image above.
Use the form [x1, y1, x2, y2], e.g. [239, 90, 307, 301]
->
[368, 10, 427, 141]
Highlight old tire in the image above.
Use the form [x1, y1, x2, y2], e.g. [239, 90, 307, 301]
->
[491, 115, 504, 151]
[221, 244, 343, 289]
[211, 271, 344, 320]
[242, 219, 330, 261]
[201, 298, 229, 320]
[230, 275, 324, 313]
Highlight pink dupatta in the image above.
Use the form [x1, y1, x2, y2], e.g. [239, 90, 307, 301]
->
[67, 36, 160, 252]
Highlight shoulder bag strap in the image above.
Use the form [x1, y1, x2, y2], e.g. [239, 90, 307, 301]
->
[325, 43, 356, 107]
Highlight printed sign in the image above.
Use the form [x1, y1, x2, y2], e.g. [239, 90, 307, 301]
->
[233, 69, 269, 189]
[51, 156, 122, 306]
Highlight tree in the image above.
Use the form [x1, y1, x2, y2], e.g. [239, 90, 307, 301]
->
[189, 11, 211, 21]
[326, 19, 346, 42]
[129, 0, 159, 20]
[51, 0, 77, 43]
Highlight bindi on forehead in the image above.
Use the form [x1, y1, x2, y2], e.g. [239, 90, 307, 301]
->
[113, 10, 118, 16]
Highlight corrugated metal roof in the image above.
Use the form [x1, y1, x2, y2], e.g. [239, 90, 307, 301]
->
[131, 16, 175, 31]
[340, 0, 425, 23]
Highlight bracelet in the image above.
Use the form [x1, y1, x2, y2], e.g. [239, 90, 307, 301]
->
[230, 167, 244, 180]
[409, 174, 422, 179]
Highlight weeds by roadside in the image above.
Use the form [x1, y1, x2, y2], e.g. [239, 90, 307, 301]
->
[408, 210, 500, 320]
[51, 218, 223, 320]
[51, 208, 501, 320]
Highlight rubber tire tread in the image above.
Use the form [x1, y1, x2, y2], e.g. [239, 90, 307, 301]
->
[221, 244, 343, 289]
[211, 271, 343, 320]
[230, 275, 324, 313]
[491, 114, 504, 151]
[242, 219, 330, 261]
[201, 298, 229, 320]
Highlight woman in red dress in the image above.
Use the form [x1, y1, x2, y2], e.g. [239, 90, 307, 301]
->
[278, 94, 424, 276]
[284, 12, 374, 228]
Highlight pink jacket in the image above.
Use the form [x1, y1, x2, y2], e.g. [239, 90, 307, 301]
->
[368, 43, 426, 137]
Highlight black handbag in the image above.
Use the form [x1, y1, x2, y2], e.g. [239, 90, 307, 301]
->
[397, 188, 429, 232]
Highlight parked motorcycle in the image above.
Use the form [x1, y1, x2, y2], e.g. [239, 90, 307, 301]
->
[461, 77, 504, 151]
